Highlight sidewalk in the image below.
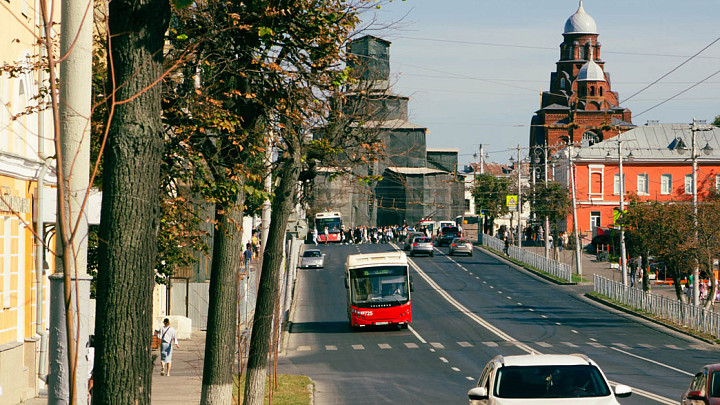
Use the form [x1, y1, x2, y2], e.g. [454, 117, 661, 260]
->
[19, 331, 206, 404]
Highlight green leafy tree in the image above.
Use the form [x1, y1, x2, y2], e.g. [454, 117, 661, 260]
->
[525, 181, 571, 252]
[472, 172, 511, 235]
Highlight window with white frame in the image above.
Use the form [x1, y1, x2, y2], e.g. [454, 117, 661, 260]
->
[588, 165, 603, 199]
[685, 174, 694, 195]
[637, 174, 649, 195]
[661, 174, 672, 195]
[716, 174, 720, 192]
[613, 173, 625, 195]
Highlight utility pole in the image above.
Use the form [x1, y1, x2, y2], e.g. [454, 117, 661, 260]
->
[617, 138, 629, 286]
[568, 144, 583, 276]
[48, 0, 92, 402]
[516, 145, 523, 248]
[479, 144, 485, 174]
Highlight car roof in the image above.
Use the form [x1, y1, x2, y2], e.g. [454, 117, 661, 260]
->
[496, 354, 593, 367]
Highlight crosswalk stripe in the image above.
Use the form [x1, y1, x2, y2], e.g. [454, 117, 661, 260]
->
[612, 343, 630, 349]
[439, 357, 449, 363]
[404, 342, 419, 349]
[536, 342, 552, 348]
[378, 343, 392, 349]
[451, 367, 461, 372]
[457, 341, 473, 347]
[431, 342, 445, 349]
[561, 342, 578, 348]
[297, 346, 311, 351]
[466, 376, 475, 381]
[665, 344, 682, 350]
[352, 344, 365, 350]
[587, 342, 606, 348]
[325, 345, 337, 351]
[482, 341, 498, 347]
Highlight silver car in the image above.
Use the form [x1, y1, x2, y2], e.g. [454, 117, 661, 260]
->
[299, 249, 324, 268]
[403, 232, 425, 251]
[410, 236, 434, 257]
[449, 238, 473, 256]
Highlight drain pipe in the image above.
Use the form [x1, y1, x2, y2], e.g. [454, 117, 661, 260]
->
[35, 156, 51, 382]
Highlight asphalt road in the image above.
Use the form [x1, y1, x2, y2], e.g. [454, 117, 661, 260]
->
[278, 242, 719, 404]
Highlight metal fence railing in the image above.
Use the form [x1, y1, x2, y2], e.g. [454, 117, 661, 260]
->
[594, 274, 720, 340]
[481, 234, 572, 282]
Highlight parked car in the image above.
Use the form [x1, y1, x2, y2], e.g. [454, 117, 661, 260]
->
[449, 238, 473, 256]
[410, 236, 434, 257]
[437, 226, 462, 247]
[403, 232, 425, 251]
[468, 354, 631, 404]
[681, 363, 720, 405]
[299, 249, 324, 268]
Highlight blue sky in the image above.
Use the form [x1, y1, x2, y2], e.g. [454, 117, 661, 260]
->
[359, 0, 720, 167]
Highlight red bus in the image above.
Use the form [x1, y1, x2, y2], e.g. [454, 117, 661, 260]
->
[315, 211, 343, 243]
[345, 252, 413, 329]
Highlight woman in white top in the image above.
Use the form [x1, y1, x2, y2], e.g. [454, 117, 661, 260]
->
[157, 318, 180, 376]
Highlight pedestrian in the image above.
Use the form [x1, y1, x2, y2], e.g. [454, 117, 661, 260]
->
[243, 243, 253, 273]
[503, 237, 510, 255]
[629, 258, 638, 287]
[312, 227, 318, 245]
[251, 231, 259, 254]
[157, 318, 180, 376]
[324, 226, 329, 244]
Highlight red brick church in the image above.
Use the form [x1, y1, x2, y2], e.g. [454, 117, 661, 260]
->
[530, 1, 633, 163]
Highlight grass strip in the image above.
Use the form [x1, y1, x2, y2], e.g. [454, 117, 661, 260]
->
[234, 374, 313, 404]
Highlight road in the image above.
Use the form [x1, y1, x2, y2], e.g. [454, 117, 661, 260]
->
[278, 242, 718, 404]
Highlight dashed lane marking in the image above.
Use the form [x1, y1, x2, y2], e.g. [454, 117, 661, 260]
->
[482, 341, 498, 347]
[352, 344, 365, 350]
[665, 344, 682, 350]
[587, 342, 606, 348]
[638, 343, 654, 349]
[612, 343, 630, 349]
[378, 343, 391, 349]
[325, 345, 337, 351]
[466, 376, 475, 381]
[439, 357, 449, 363]
[431, 342, 445, 349]
[451, 367, 461, 372]
[457, 341, 473, 347]
[404, 342, 419, 349]
[536, 342, 552, 348]
[297, 346, 311, 351]
[561, 342, 579, 348]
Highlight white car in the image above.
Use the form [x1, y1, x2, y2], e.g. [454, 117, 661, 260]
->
[299, 249, 324, 268]
[468, 354, 631, 404]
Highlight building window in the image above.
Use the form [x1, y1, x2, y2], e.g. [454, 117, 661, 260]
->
[464, 198, 470, 212]
[560, 78, 566, 89]
[685, 174, 694, 195]
[590, 211, 601, 229]
[637, 174, 649, 195]
[582, 131, 599, 147]
[599, 87, 603, 96]
[588, 165, 603, 199]
[613, 174, 625, 195]
[716, 174, 720, 191]
[661, 174, 672, 195]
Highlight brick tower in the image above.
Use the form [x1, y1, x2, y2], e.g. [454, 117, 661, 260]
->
[530, 1, 633, 163]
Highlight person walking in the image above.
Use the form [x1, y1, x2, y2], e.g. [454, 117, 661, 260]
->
[243, 243, 253, 273]
[312, 227, 318, 245]
[324, 226, 329, 244]
[503, 237, 510, 256]
[157, 318, 180, 376]
[629, 258, 638, 287]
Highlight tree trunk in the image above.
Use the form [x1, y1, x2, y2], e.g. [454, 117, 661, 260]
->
[201, 193, 245, 404]
[93, 1, 170, 403]
[243, 151, 301, 405]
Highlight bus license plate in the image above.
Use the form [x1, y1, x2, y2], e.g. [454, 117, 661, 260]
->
[375, 322, 389, 325]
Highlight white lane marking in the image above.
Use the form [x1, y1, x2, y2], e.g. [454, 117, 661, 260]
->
[482, 341, 498, 347]
[638, 343, 654, 349]
[610, 347, 694, 376]
[516, 302, 522, 306]
[325, 345, 337, 351]
[589, 338, 597, 342]
[665, 344, 682, 350]
[536, 342, 552, 348]
[429, 348, 436, 352]
[431, 342, 445, 349]
[482, 281, 487, 284]
[408, 325, 427, 344]
[612, 343, 630, 349]
[404, 342, 419, 349]
[466, 376, 475, 381]
[506, 296, 512, 300]
[378, 343, 391, 349]
[528, 308, 535, 312]
[587, 342, 606, 348]
[401, 248, 676, 404]
[352, 344, 365, 350]
[561, 342, 579, 348]
[489, 286, 494, 289]
[540, 314, 546, 318]
[451, 367, 461, 372]
[297, 346, 311, 351]
[555, 322, 561, 325]
[689, 344, 709, 351]
[571, 330, 579, 334]
[406, 256, 536, 353]
[439, 357, 449, 363]
[458, 341, 473, 347]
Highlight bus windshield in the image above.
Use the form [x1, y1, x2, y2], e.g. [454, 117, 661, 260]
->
[349, 266, 409, 305]
[316, 217, 342, 232]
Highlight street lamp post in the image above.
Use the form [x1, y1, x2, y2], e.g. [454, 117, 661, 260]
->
[606, 139, 632, 286]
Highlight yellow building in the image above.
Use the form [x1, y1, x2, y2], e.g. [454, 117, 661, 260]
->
[0, 1, 57, 403]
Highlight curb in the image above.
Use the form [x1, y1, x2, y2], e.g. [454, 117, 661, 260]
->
[476, 245, 575, 286]
[584, 292, 718, 345]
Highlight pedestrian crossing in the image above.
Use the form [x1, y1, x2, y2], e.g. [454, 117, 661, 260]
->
[289, 340, 710, 353]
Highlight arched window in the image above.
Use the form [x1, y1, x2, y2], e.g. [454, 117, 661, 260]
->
[560, 78, 566, 89]
[599, 87, 603, 96]
[590, 86, 595, 96]
[582, 131, 599, 147]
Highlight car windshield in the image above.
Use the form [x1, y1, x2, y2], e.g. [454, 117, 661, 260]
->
[303, 251, 321, 257]
[349, 266, 409, 304]
[495, 365, 611, 399]
[442, 226, 459, 234]
[414, 237, 430, 243]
